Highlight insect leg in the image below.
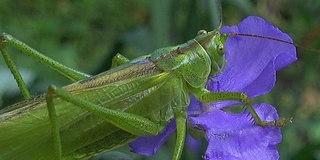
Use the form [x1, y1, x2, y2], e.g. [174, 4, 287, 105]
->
[46, 88, 63, 160]
[46, 85, 163, 136]
[173, 114, 187, 160]
[0, 45, 31, 99]
[193, 88, 288, 127]
[0, 33, 90, 82]
[111, 53, 129, 68]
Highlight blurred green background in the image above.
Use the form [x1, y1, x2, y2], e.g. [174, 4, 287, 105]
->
[1, 0, 320, 159]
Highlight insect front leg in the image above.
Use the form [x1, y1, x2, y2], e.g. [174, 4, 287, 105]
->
[193, 88, 289, 127]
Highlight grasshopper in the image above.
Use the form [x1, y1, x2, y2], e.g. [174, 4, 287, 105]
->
[0, 28, 290, 160]
[0, 8, 295, 160]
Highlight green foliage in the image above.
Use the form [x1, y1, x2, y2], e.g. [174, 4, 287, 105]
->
[1, 0, 320, 159]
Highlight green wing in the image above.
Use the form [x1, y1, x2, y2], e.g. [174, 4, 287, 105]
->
[0, 57, 189, 160]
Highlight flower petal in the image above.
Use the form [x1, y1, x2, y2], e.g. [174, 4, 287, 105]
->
[189, 103, 282, 160]
[186, 134, 202, 151]
[208, 16, 297, 97]
[129, 120, 176, 156]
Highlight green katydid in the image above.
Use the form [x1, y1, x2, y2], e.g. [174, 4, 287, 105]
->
[0, 29, 289, 160]
[0, 8, 296, 160]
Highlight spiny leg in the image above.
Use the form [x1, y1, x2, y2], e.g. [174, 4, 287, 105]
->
[45, 85, 166, 159]
[193, 88, 288, 127]
[245, 103, 290, 127]
[46, 88, 63, 160]
[0, 46, 30, 99]
[0, 33, 90, 82]
[46, 85, 162, 137]
[172, 113, 187, 160]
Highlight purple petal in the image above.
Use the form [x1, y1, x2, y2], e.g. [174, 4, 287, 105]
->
[208, 16, 297, 97]
[188, 95, 206, 115]
[186, 134, 201, 151]
[129, 120, 176, 156]
[189, 103, 282, 160]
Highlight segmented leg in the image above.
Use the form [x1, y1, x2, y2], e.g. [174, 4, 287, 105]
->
[193, 88, 289, 127]
[0, 45, 31, 99]
[45, 85, 167, 159]
[46, 85, 162, 136]
[173, 114, 187, 160]
[0, 33, 89, 82]
[46, 88, 63, 160]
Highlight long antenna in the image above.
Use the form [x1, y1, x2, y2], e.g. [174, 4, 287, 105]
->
[207, 0, 223, 29]
[214, 0, 319, 54]
[218, 0, 223, 29]
[229, 33, 320, 53]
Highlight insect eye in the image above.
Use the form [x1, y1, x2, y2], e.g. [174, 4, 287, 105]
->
[217, 43, 225, 55]
[197, 30, 207, 35]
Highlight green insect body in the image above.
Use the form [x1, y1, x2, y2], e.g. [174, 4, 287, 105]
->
[0, 26, 283, 160]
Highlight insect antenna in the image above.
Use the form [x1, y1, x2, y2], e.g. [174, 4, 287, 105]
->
[217, 0, 223, 29]
[206, 0, 223, 30]
[228, 32, 320, 54]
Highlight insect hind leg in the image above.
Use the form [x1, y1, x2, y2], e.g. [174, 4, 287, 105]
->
[0, 33, 89, 82]
[0, 35, 31, 99]
[46, 85, 163, 137]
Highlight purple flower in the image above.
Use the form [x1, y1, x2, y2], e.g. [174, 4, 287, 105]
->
[190, 103, 282, 160]
[129, 16, 297, 159]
